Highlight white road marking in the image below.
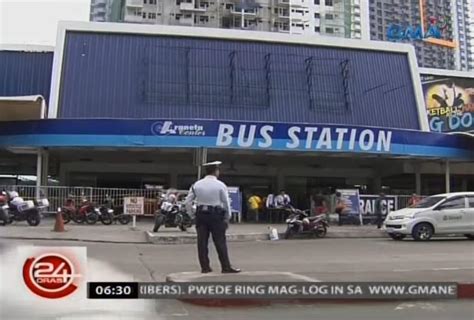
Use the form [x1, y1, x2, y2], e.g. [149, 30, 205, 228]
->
[395, 302, 443, 311]
[393, 267, 474, 272]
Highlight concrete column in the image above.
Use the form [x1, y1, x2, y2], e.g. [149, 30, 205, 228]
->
[196, 147, 207, 180]
[415, 171, 422, 195]
[277, 171, 285, 192]
[373, 176, 382, 193]
[170, 172, 178, 189]
[445, 160, 451, 193]
[461, 177, 468, 191]
[36, 148, 49, 199]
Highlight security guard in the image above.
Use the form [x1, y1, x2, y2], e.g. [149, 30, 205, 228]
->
[185, 161, 241, 274]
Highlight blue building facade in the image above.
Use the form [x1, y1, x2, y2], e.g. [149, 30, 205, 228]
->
[56, 31, 421, 130]
[0, 50, 53, 103]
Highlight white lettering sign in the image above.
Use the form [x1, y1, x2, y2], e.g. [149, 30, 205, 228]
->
[215, 124, 393, 153]
[124, 197, 144, 215]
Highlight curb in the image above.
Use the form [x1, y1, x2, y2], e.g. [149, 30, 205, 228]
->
[0, 236, 148, 244]
[145, 231, 388, 244]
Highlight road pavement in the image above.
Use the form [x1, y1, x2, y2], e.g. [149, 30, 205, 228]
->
[1, 238, 473, 319]
[0, 218, 388, 243]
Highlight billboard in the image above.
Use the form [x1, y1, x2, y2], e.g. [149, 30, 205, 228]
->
[386, 0, 456, 48]
[421, 75, 474, 133]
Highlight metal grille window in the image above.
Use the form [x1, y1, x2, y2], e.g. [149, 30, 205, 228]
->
[142, 46, 270, 109]
[142, 45, 350, 112]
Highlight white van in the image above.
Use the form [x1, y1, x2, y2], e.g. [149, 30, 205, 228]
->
[383, 192, 474, 241]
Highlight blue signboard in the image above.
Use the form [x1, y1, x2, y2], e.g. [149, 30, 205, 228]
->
[228, 186, 242, 214]
[0, 119, 473, 159]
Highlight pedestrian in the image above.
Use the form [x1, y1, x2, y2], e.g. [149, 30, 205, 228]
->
[335, 191, 351, 226]
[265, 192, 275, 209]
[374, 192, 386, 229]
[274, 190, 291, 208]
[184, 161, 241, 274]
[408, 193, 421, 207]
[313, 190, 328, 215]
[247, 193, 262, 222]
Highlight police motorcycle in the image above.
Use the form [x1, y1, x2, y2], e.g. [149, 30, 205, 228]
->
[0, 191, 48, 226]
[284, 206, 329, 239]
[153, 194, 194, 232]
[96, 195, 131, 225]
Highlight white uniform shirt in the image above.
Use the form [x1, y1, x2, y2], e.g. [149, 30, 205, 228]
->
[274, 194, 291, 208]
[185, 175, 232, 219]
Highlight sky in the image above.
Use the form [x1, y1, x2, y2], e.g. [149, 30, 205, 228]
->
[0, 0, 89, 46]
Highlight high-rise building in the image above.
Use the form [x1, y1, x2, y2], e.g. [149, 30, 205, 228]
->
[90, 0, 368, 39]
[470, 0, 474, 69]
[90, 0, 123, 22]
[369, 0, 474, 71]
[454, 0, 474, 70]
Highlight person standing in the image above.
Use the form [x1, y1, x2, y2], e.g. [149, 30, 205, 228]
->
[374, 192, 386, 229]
[335, 191, 352, 226]
[274, 190, 291, 208]
[408, 193, 421, 207]
[185, 161, 241, 274]
[248, 193, 262, 222]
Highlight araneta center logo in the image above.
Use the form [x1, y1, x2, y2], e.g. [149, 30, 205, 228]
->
[151, 121, 206, 136]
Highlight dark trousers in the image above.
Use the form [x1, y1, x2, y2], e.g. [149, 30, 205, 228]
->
[196, 212, 231, 271]
[376, 213, 383, 228]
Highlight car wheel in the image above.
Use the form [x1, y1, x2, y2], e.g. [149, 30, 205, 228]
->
[412, 223, 434, 241]
[464, 234, 474, 240]
[388, 233, 406, 241]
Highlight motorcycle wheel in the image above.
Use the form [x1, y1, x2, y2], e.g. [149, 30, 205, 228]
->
[284, 227, 296, 239]
[26, 211, 41, 226]
[179, 225, 187, 232]
[313, 226, 327, 238]
[62, 211, 71, 224]
[118, 215, 131, 225]
[72, 213, 85, 224]
[0, 211, 11, 226]
[100, 213, 113, 225]
[86, 213, 99, 225]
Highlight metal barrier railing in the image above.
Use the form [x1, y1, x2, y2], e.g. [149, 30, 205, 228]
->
[1, 184, 425, 216]
[0, 185, 191, 216]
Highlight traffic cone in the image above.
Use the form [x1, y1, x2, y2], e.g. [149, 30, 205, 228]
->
[53, 211, 65, 232]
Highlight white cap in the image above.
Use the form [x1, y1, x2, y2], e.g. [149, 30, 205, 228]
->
[202, 161, 222, 167]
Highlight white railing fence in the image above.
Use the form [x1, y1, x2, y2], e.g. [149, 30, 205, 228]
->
[0, 185, 188, 216]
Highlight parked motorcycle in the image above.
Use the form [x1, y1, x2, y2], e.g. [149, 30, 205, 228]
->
[58, 196, 77, 224]
[284, 207, 329, 239]
[0, 191, 48, 226]
[153, 196, 193, 232]
[97, 196, 131, 225]
[65, 197, 99, 224]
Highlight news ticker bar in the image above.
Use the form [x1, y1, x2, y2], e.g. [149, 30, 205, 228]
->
[87, 282, 458, 300]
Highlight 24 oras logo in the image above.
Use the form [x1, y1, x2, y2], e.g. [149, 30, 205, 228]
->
[22, 253, 82, 299]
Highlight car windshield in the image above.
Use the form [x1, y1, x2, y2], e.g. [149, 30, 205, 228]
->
[412, 196, 445, 208]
